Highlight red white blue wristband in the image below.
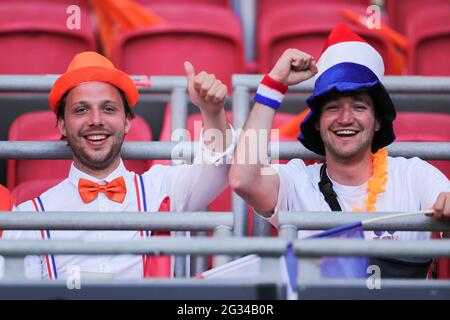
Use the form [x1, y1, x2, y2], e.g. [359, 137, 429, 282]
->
[253, 75, 288, 110]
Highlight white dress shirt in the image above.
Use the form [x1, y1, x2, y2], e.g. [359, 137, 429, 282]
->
[2, 129, 236, 280]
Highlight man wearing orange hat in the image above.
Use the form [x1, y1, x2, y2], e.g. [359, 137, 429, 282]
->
[230, 24, 450, 279]
[4, 51, 235, 280]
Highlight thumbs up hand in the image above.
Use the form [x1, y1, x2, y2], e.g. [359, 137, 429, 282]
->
[184, 61, 228, 114]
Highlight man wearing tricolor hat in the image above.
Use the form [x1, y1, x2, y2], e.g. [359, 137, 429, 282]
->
[230, 24, 450, 278]
[4, 51, 235, 280]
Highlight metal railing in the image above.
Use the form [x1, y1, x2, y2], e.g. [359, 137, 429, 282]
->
[0, 75, 449, 298]
[278, 212, 450, 233]
[1, 236, 450, 299]
[0, 212, 233, 281]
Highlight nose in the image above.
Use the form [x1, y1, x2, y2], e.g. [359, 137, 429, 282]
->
[336, 105, 354, 125]
[88, 107, 104, 126]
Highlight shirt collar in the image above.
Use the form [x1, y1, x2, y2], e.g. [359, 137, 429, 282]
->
[68, 159, 128, 188]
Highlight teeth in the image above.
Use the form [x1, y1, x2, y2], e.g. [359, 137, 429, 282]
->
[336, 130, 356, 135]
[86, 135, 107, 141]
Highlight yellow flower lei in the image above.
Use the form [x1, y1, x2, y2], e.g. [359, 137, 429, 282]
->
[354, 147, 388, 212]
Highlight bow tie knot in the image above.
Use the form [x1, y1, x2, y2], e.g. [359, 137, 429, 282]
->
[78, 177, 127, 203]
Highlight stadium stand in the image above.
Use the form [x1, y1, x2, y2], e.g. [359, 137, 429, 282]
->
[405, 6, 450, 76]
[257, 0, 370, 18]
[134, 0, 230, 6]
[394, 112, 450, 179]
[385, 0, 450, 34]
[0, 0, 96, 74]
[7, 111, 153, 191]
[113, 3, 245, 88]
[257, 3, 395, 75]
[0, 1, 449, 296]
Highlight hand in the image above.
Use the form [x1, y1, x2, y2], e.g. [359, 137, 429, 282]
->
[432, 192, 450, 220]
[268, 48, 318, 86]
[184, 61, 227, 114]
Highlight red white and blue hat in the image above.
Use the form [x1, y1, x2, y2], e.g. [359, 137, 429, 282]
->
[299, 23, 396, 156]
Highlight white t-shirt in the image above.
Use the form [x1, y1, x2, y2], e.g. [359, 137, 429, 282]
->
[265, 156, 450, 240]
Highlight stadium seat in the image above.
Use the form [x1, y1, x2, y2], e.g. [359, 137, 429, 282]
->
[385, 0, 450, 34]
[0, 1, 96, 74]
[7, 111, 153, 190]
[113, 4, 245, 87]
[11, 179, 63, 206]
[134, 0, 229, 6]
[258, 0, 370, 19]
[405, 6, 450, 76]
[257, 4, 394, 75]
[394, 112, 450, 179]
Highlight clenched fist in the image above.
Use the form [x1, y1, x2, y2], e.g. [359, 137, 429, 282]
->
[269, 49, 318, 86]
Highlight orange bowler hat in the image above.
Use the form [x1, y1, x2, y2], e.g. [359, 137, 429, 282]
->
[49, 51, 139, 113]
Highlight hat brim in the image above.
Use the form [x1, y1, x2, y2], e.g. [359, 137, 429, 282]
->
[298, 64, 396, 156]
[49, 66, 139, 113]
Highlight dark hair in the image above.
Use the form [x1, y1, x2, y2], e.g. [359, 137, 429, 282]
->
[56, 87, 135, 121]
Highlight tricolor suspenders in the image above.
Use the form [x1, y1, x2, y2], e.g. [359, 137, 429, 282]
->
[32, 197, 58, 280]
[34, 175, 160, 279]
[134, 174, 152, 276]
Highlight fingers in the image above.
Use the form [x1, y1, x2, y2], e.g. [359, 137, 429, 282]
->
[194, 72, 227, 104]
[432, 192, 450, 220]
[209, 82, 227, 104]
[310, 59, 318, 73]
[195, 72, 215, 97]
[184, 61, 195, 86]
[291, 53, 316, 74]
[270, 48, 317, 85]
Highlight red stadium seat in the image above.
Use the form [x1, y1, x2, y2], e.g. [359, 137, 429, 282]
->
[257, 4, 394, 74]
[258, 0, 370, 19]
[405, 6, 450, 76]
[12, 179, 63, 206]
[7, 111, 153, 190]
[0, 1, 96, 74]
[134, 0, 229, 6]
[385, 0, 450, 34]
[394, 112, 450, 179]
[113, 4, 245, 87]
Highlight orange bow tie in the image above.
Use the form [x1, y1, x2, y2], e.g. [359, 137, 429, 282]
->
[78, 177, 126, 204]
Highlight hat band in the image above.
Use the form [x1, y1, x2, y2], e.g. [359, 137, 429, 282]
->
[307, 62, 380, 107]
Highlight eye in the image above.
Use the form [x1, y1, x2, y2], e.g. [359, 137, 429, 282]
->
[74, 106, 88, 113]
[354, 103, 369, 111]
[104, 104, 116, 112]
[324, 104, 339, 112]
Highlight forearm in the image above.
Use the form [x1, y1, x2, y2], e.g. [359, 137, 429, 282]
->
[230, 103, 276, 192]
[201, 108, 232, 153]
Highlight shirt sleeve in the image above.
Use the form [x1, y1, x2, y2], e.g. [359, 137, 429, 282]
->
[0, 203, 43, 280]
[144, 125, 237, 211]
[256, 159, 309, 228]
[411, 158, 450, 210]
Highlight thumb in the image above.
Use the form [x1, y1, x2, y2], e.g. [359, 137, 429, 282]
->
[184, 61, 195, 85]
